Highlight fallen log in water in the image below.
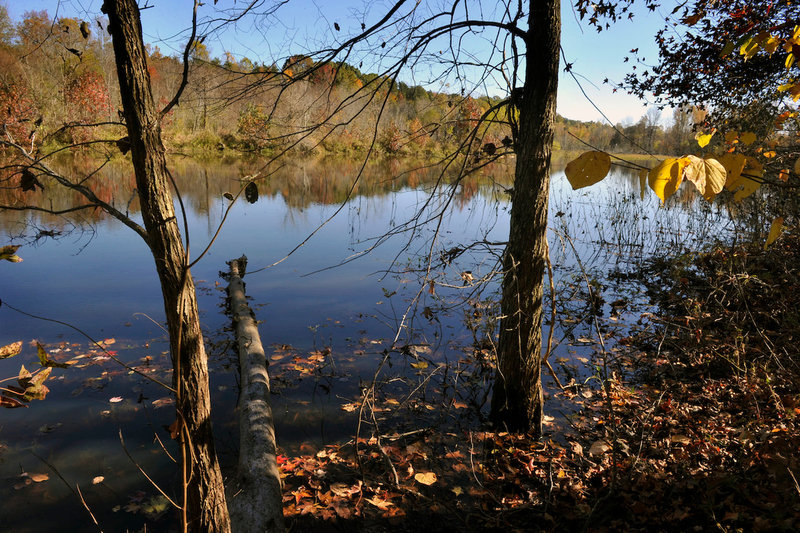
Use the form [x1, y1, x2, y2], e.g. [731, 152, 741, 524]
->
[226, 255, 284, 533]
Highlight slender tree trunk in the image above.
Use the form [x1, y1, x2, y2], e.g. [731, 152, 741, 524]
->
[102, 1, 231, 531]
[491, 0, 560, 436]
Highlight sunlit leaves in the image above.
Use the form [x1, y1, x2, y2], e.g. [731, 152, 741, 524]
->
[566, 150, 763, 205]
[0, 341, 22, 359]
[725, 157, 763, 202]
[695, 131, 714, 148]
[648, 157, 690, 203]
[564, 151, 611, 189]
[1, 245, 22, 262]
[765, 217, 784, 249]
[717, 153, 747, 186]
[683, 156, 726, 201]
[739, 35, 762, 61]
[18, 364, 51, 401]
[414, 472, 438, 485]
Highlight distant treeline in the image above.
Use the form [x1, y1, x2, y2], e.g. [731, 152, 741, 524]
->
[0, 9, 694, 158]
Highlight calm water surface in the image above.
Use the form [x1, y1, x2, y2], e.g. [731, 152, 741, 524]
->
[0, 155, 733, 532]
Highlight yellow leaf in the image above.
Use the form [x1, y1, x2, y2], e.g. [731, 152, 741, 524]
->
[0, 341, 22, 359]
[779, 169, 790, 182]
[718, 153, 747, 188]
[793, 157, 800, 175]
[724, 131, 739, 143]
[695, 131, 714, 148]
[740, 131, 757, 145]
[648, 157, 689, 203]
[765, 217, 784, 249]
[720, 41, 735, 58]
[414, 472, 438, 485]
[763, 36, 780, 55]
[763, 150, 777, 158]
[0, 244, 23, 263]
[410, 360, 428, 370]
[683, 155, 726, 201]
[740, 37, 759, 60]
[786, 53, 795, 70]
[728, 157, 763, 202]
[365, 496, 393, 509]
[638, 168, 648, 200]
[564, 151, 612, 189]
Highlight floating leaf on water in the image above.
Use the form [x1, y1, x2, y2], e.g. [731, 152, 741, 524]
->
[0, 395, 27, 408]
[109, 396, 123, 403]
[410, 361, 428, 370]
[28, 473, 49, 483]
[36, 342, 70, 368]
[92, 476, 105, 485]
[0, 341, 22, 359]
[0, 245, 23, 263]
[152, 397, 174, 408]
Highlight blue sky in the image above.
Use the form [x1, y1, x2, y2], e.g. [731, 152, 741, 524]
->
[6, 0, 673, 125]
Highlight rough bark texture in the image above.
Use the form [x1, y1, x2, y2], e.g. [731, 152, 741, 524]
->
[491, 0, 561, 436]
[227, 256, 285, 533]
[102, 1, 231, 531]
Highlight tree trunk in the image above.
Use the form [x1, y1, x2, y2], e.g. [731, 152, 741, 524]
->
[101, 1, 231, 531]
[227, 256, 284, 533]
[491, 0, 560, 436]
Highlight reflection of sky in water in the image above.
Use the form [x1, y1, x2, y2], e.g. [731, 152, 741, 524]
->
[0, 160, 735, 531]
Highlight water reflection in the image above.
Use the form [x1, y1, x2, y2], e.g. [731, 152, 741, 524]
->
[0, 154, 743, 532]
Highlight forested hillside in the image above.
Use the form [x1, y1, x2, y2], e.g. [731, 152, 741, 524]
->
[0, 8, 691, 158]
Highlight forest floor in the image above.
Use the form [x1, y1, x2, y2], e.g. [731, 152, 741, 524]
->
[279, 229, 800, 532]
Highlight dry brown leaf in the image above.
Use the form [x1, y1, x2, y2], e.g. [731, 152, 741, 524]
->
[414, 472, 437, 485]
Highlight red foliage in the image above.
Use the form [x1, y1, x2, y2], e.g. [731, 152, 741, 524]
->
[454, 97, 482, 139]
[0, 82, 37, 143]
[309, 63, 336, 87]
[65, 71, 112, 123]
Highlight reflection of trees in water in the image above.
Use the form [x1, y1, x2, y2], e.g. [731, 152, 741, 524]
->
[1, 155, 515, 233]
[6, 155, 776, 248]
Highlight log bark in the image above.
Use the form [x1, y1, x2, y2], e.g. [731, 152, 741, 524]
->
[227, 256, 284, 533]
[102, 1, 231, 531]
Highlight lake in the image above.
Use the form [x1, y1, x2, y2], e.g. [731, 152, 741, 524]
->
[0, 153, 737, 531]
